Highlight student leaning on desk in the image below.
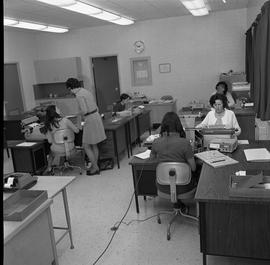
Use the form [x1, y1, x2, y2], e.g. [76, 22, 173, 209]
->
[196, 94, 241, 136]
[149, 112, 201, 209]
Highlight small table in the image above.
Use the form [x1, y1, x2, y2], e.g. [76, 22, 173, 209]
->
[31, 176, 76, 249]
[3, 176, 76, 249]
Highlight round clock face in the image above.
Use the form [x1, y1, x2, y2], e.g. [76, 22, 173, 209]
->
[134, 40, 145, 53]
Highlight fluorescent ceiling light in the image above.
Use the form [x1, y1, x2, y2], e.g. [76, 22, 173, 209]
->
[181, 0, 205, 10]
[36, 0, 76, 6]
[111, 17, 134, 25]
[92, 11, 120, 21]
[37, 0, 134, 25]
[4, 17, 69, 33]
[42, 26, 69, 33]
[180, 0, 209, 16]
[189, 7, 209, 16]
[15, 21, 47, 30]
[62, 2, 102, 15]
[4, 18, 19, 26]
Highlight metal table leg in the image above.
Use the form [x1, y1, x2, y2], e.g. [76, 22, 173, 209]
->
[61, 188, 74, 249]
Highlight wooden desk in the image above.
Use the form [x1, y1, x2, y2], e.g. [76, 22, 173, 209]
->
[129, 157, 159, 213]
[4, 199, 59, 265]
[195, 141, 270, 265]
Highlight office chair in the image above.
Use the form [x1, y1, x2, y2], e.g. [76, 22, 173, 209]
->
[156, 162, 198, 240]
[50, 128, 83, 175]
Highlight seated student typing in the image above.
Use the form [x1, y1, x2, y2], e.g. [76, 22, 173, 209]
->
[196, 93, 241, 136]
[150, 112, 199, 206]
[41, 105, 79, 172]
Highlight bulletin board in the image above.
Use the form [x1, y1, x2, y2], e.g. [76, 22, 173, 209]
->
[130, 57, 152, 86]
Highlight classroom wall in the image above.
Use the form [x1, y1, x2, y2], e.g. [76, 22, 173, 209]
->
[4, 29, 38, 110]
[34, 8, 247, 110]
[4, 7, 250, 111]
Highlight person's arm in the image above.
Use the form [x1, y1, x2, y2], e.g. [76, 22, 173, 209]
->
[187, 157, 196, 172]
[66, 118, 79, 134]
[76, 96, 88, 115]
[185, 142, 196, 172]
[231, 112, 241, 136]
[150, 141, 158, 159]
[45, 132, 53, 144]
[226, 92, 235, 108]
[196, 112, 210, 128]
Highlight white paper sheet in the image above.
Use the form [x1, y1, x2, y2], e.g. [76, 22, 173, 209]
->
[134, 149, 151, 159]
[244, 148, 270, 162]
[16, 142, 37, 147]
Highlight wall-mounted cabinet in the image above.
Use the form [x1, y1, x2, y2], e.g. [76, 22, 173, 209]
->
[34, 57, 82, 84]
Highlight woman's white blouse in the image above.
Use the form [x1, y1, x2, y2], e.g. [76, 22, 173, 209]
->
[196, 109, 241, 136]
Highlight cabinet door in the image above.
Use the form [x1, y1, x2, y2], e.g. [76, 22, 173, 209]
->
[34, 57, 82, 84]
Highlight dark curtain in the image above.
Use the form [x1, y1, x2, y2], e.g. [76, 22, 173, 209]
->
[245, 28, 252, 83]
[247, 1, 270, 121]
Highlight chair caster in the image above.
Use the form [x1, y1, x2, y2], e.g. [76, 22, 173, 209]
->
[167, 233, 171, 240]
[157, 216, 161, 224]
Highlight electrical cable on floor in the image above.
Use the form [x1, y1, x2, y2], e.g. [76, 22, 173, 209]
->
[91, 161, 146, 265]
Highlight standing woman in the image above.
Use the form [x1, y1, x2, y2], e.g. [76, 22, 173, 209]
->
[66, 78, 106, 175]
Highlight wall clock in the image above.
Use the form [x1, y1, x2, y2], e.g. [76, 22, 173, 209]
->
[134, 40, 145, 54]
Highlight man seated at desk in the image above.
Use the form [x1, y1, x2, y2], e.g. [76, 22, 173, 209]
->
[149, 112, 200, 209]
[196, 94, 241, 136]
[113, 93, 131, 112]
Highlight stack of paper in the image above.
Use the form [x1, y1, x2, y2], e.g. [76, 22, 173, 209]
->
[16, 142, 37, 147]
[244, 148, 270, 162]
[134, 149, 151, 159]
[195, 150, 239, 168]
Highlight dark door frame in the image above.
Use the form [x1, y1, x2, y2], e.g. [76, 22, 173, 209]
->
[89, 54, 121, 110]
[4, 61, 26, 116]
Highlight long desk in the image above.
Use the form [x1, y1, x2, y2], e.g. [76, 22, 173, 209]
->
[195, 141, 270, 265]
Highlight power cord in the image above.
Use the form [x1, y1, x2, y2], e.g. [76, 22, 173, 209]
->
[91, 161, 146, 265]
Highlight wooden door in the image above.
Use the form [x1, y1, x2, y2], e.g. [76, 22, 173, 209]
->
[92, 56, 120, 114]
[4, 63, 25, 117]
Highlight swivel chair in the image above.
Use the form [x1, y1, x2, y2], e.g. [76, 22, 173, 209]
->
[51, 128, 82, 175]
[156, 162, 198, 240]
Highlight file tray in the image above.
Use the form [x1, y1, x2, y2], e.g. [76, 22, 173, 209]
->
[229, 174, 270, 199]
[4, 190, 48, 221]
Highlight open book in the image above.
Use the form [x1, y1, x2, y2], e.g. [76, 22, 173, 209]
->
[195, 150, 239, 168]
[244, 148, 270, 162]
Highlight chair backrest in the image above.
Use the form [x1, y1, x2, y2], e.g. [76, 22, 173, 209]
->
[53, 129, 75, 157]
[156, 162, 192, 203]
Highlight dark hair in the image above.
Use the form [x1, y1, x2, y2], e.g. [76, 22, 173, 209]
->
[215, 81, 228, 94]
[209, 93, 228, 109]
[42, 105, 61, 134]
[120, 93, 131, 101]
[160, 112, 186, 138]
[66, 78, 81, 90]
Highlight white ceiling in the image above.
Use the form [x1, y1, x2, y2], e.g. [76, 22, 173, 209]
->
[4, 0, 253, 31]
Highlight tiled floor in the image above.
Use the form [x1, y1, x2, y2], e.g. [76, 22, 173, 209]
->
[3, 148, 269, 265]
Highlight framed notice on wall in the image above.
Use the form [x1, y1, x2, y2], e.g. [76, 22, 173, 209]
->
[130, 57, 152, 86]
